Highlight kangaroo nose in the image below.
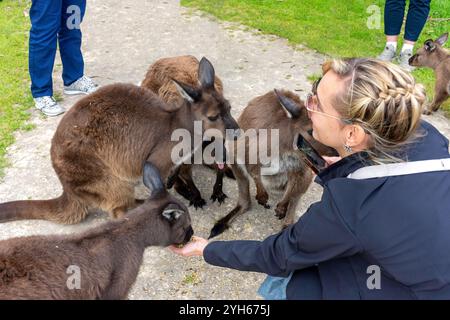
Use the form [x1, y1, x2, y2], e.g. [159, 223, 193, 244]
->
[183, 226, 194, 243]
[408, 55, 416, 65]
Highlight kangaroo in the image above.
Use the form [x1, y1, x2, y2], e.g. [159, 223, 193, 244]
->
[0, 57, 239, 225]
[409, 32, 449, 114]
[141, 55, 236, 208]
[209, 89, 336, 238]
[0, 162, 193, 300]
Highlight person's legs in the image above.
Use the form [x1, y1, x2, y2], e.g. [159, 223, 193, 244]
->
[378, 0, 407, 61]
[58, 0, 86, 86]
[29, 0, 62, 98]
[404, 0, 431, 43]
[59, 0, 98, 95]
[384, 0, 407, 39]
[398, 0, 431, 70]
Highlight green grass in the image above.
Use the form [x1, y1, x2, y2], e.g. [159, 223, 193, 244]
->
[181, 0, 450, 113]
[0, 0, 33, 177]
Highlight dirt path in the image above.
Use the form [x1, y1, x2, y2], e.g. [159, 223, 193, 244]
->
[0, 0, 449, 299]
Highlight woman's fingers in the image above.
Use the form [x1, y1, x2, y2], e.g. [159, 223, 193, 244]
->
[168, 245, 186, 255]
[168, 236, 208, 257]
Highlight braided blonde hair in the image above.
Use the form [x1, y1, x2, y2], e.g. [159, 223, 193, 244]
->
[323, 58, 427, 163]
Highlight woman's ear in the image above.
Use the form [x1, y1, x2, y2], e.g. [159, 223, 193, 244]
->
[345, 124, 368, 150]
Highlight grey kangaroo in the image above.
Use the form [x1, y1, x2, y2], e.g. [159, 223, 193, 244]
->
[0, 162, 193, 300]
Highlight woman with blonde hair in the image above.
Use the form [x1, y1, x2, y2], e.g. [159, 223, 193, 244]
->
[170, 58, 450, 299]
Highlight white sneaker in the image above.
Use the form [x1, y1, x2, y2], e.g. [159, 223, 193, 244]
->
[34, 96, 65, 117]
[377, 44, 397, 62]
[398, 49, 416, 72]
[64, 75, 98, 95]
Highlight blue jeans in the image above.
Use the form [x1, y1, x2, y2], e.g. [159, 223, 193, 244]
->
[29, 0, 86, 98]
[258, 272, 293, 300]
[384, 0, 431, 42]
[258, 267, 323, 300]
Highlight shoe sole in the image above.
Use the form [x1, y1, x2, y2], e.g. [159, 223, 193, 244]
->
[40, 110, 66, 117]
[44, 112, 65, 117]
[64, 89, 91, 95]
[36, 106, 65, 117]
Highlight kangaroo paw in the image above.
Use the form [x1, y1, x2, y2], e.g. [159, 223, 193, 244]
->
[256, 192, 270, 209]
[166, 166, 182, 189]
[210, 189, 228, 205]
[189, 196, 206, 209]
[260, 202, 271, 209]
[275, 204, 287, 220]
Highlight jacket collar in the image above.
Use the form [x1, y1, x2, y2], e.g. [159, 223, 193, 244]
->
[315, 120, 449, 186]
[315, 151, 372, 185]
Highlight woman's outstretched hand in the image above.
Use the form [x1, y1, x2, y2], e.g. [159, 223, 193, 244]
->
[168, 236, 208, 257]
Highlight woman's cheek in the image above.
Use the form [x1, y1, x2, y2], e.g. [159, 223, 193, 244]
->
[312, 127, 319, 141]
[312, 122, 324, 143]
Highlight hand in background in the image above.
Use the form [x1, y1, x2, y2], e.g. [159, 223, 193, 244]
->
[323, 156, 342, 167]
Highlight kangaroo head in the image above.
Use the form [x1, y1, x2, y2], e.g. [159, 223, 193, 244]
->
[141, 162, 193, 246]
[173, 57, 240, 140]
[274, 89, 338, 157]
[409, 33, 448, 68]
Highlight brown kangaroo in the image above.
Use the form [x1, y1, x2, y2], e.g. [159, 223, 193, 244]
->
[0, 162, 193, 300]
[409, 33, 449, 114]
[141, 55, 236, 208]
[141, 55, 224, 106]
[209, 89, 336, 238]
[0, 57, 239, 225]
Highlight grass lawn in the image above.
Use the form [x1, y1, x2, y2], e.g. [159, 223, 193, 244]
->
[181, 0, 450, 114]
[0, 0, 33, 177]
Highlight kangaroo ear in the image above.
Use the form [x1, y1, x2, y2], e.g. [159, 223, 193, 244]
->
[198, 57, 215, 90]
[162, 208, 183, 222]
[424, 39, 436, 52]
[143, 162, 165, 196]
[436, 33, 448, 46]
[172, 79, 201, 103]
[274, 89, 301, 119]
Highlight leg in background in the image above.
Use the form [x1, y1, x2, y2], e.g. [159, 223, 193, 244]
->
[29, 0, 62, 97]
[59, 0, 86, 86]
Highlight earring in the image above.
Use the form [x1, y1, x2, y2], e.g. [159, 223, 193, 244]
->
[344, 144, 353, 153]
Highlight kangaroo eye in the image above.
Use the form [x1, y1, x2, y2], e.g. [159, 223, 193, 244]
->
[208, 115, 219, 122]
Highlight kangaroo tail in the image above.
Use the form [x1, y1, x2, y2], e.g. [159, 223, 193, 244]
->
[0, 193, 73, 223]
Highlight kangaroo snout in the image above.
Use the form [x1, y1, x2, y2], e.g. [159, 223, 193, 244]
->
[408, 54, 418, 66]
[225, 117, 241, 138]
[183, 226, 194, 244]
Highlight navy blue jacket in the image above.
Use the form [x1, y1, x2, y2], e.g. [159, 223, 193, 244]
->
[204, 121, 450, 299]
